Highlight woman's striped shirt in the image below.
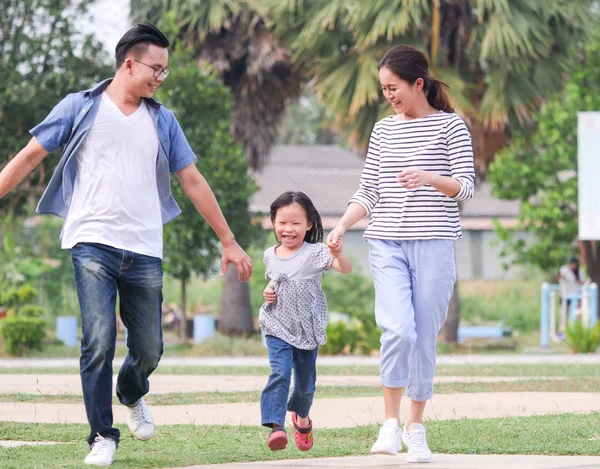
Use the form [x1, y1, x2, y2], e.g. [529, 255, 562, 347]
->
[350, 111, 475, 240]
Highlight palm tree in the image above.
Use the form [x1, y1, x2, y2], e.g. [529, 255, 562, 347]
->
[264, 0, 596, 342]
[265, 0, 594, 172]
[131, 0, 301, 335]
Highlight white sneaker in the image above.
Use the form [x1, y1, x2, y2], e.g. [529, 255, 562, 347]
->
[370, 418, 402, 455]
[124, 397, 155, 440]
[84, 434, 116, 466]
[402, 423, 433, 463]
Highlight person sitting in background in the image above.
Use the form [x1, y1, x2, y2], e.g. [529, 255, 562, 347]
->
[559, 258, 585, 333]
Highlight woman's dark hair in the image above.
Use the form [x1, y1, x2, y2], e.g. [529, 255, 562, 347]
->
[570, 257, 580, 281]
[269, 191, 323, 244]
[378, 45, 454, 113]
[115, 23, 170, 69]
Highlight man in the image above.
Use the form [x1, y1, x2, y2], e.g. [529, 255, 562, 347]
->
[0, 23, 252, 466]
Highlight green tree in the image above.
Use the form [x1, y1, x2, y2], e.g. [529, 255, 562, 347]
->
[266, 0, 595, 171]
[0, 0, 112, 216]
[156, 36, 261, 339]
[278, 93, 339, 145]
[488, 27, 600, 305]
[0, 213, 48, 356]
[130, 0, 300, 169]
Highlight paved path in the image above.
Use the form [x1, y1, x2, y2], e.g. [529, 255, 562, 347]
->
[0, 374, 566, 395]
[0, 392, 596, 426]
[1, 354, 600, 368]
[167, 454, 600, 469]
[0, 440, 63, 448]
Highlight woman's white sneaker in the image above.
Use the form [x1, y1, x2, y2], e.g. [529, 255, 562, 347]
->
[402, 423, 433, 463]
[124, 397, 155, 440]
[370, 418, 402, 455]
[84, 434, 116, 466]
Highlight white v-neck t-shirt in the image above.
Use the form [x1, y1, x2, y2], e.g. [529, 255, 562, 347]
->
[61, 92, 163, 258]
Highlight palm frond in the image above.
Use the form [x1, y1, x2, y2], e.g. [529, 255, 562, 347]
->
[433, 68, 474, 116]
[349, 0, 429, 50]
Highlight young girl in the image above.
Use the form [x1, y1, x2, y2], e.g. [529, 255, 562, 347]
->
[259, 191, 352, 452]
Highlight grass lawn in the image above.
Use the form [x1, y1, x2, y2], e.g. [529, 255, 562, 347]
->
[1, 378, 597, 406]
[1, 413, 599, 468]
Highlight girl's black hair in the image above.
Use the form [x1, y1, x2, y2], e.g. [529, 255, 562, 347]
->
[570, 257, 580, 281]
[269, 191, 323, 244]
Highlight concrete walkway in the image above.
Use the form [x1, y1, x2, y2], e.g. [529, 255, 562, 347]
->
[1, 392, 597, 426]
[1, 353, 600, 368]
[169, 454, 600, 469]
[0, 374, 567, 395]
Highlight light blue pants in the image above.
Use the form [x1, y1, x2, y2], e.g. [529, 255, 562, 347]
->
[367, 239, 456, 402]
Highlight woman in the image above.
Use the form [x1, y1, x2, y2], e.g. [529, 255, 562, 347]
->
[327, 45, 475, 463]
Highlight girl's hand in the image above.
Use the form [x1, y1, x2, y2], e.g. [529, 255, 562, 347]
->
[329, 243, 343, 258]
[397, 169, 434, 189]
[263, 286, 277, 304]
[327, 226, 345, 254]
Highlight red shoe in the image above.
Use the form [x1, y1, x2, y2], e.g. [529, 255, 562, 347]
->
[267, 427, 288, 451]
[291, 412, 314, 451]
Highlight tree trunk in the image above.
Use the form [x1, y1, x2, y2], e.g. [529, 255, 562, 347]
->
[441, 281, 460, 343]
[179, 278, 188, 341]
[431, 0, 441, 68]
[581, 240, 600, 318]
[218, 264, 255, 335]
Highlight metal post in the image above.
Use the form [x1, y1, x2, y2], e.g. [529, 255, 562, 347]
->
[589, 283, 598, 328]
[541, 282, 550, 348]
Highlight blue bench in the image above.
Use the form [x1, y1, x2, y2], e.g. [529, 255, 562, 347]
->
[457, 325, 513, 343]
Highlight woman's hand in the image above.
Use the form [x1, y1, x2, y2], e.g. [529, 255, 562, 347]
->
[397, 169, 434, 190]
[263, 286, 277, 304]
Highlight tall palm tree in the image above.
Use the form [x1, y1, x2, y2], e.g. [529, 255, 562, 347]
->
[264, 0, 596, 342]
[265, 0, 594, 172]
[131, 0, 301, 335]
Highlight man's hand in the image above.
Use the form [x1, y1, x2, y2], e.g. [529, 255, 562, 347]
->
[220, 239, 253, 282]
[263, 286, 277, 304]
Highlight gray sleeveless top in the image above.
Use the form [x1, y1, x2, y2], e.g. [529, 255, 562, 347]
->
[258, 242, 333, 350]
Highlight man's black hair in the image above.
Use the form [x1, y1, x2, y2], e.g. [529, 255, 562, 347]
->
[115, 23, 170, 69]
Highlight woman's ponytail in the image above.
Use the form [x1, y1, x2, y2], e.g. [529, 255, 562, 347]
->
[427, 78, 454, 113]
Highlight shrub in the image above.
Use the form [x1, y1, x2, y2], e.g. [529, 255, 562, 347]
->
[1, 317, 47, 356]
[0, 282, 47, 355]
[565, 322, 600, 353]
[19, 305, 44, 318]
[320, 320, 361, 355]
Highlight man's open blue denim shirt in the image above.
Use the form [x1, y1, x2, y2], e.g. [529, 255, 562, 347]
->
[31, 78, 197, 224]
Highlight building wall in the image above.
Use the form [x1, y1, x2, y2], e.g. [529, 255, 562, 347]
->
[330, 229, 531, 280]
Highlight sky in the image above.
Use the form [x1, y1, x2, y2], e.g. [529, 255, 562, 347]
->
[84, 0, 132, 58]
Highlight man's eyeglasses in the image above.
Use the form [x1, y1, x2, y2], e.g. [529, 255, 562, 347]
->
[130, 58, 170, 79]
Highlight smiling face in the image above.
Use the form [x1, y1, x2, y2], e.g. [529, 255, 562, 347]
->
[379, 65, 424, 116]
[124, 45, 169, 99]
[273, 203, 312, 251]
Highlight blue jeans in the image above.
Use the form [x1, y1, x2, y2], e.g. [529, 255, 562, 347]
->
[71, 243, 164, 446]
[260, 335, 318, 428]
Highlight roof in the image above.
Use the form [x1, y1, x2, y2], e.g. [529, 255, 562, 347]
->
[251, 145, 364, 217]
[250, 144, 520, 222]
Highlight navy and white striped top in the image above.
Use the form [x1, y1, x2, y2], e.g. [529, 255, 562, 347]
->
[350, 111, 475, 240]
